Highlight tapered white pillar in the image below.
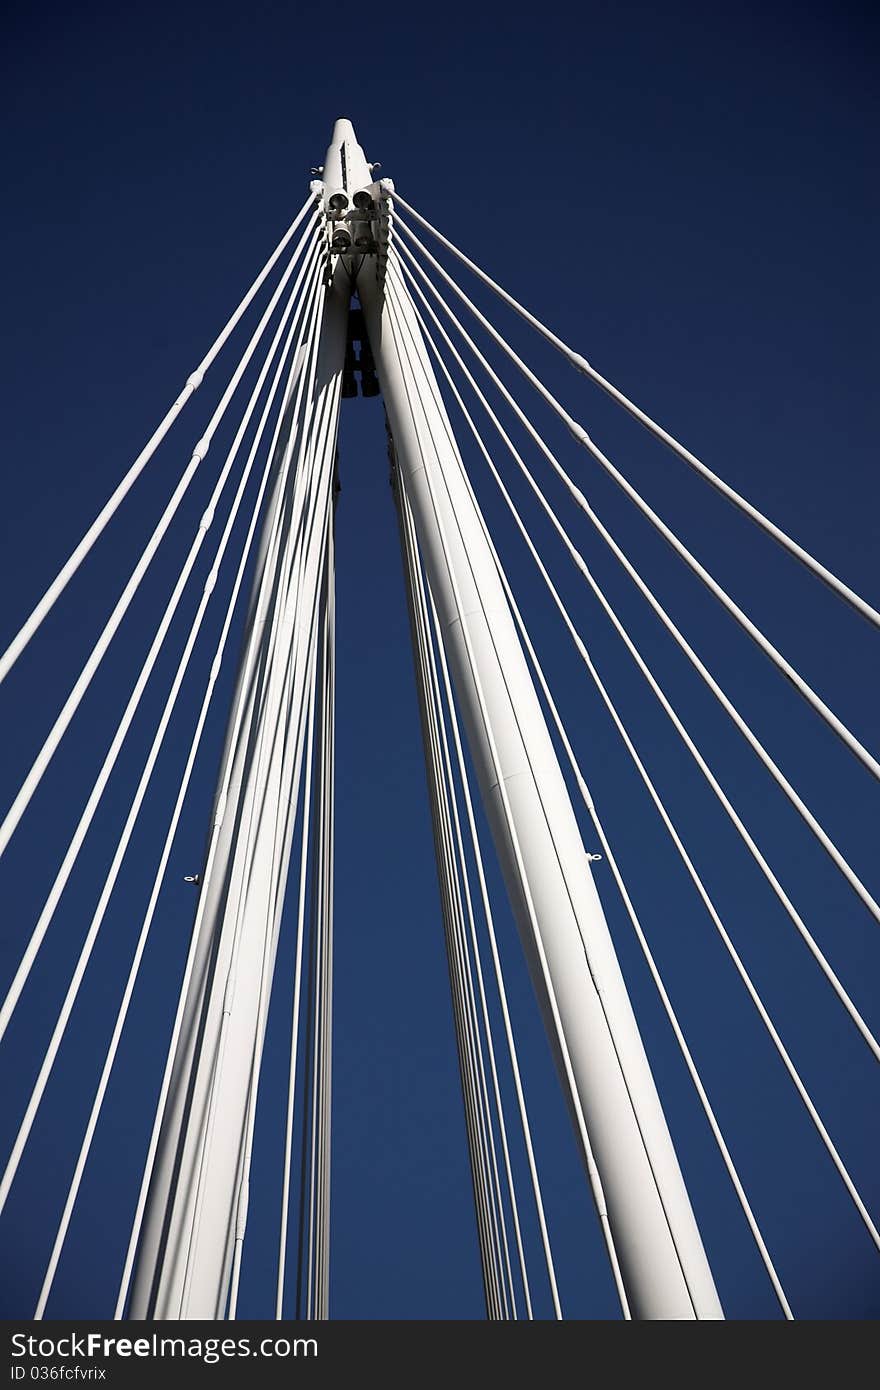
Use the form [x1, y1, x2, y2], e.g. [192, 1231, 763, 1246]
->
[357, 178, 723, 1316]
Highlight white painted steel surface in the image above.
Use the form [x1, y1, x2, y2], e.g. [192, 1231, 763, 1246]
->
[358, 209, 722, 1316]
[128, 249, 348, 1319]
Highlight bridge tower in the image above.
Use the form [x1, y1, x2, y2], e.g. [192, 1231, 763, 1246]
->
[128, 120, 722, 1321]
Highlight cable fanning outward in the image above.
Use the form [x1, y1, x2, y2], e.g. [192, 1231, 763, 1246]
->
[392, 241, 880, 930]
[0, 130, 875, 1324]
[113, 255, 330, 1319]
[392, 261, 880, 1063]
[33, 249, 327, 1318]
[404, 488, 566, 1319]
[383, 280, 634, 1319]
[393, 219, 880, 787]
[0, 235, 325, 1053]
[176, 274, 340, 1321]
[398, 474, 520, 1317]
[0, 241, 326, 1229]
[390, 191, 880, 632]
[0, 214, 325, 866]
[387, 273, 798, 1314]
[385, 264, 880, 1258]
[0, 193, 323, 689]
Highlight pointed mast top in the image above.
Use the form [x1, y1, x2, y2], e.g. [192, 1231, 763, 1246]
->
[321, 118, 373, 215]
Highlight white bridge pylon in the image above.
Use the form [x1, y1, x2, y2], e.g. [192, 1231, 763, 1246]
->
[4, 110, 878, 1323]
[6, 100, 878, 1323]
[127, 119, 722, 1319]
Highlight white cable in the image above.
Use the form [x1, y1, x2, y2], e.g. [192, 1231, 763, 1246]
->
[392, 273, 880, 1257]
[427, 577, 560, 1319]
[403, 314, 794, 1318]
[228, 384, 342, 1322]
[0, 196, 322, 688]
[114, 273, 325, 1318]
[394, 249, 880, 930]
[189, 508, 326, 1318]
[392, 268, 717, 1316]
[228, 632, 323, 1321]
[113, 259, 328, 1318]
[182, 315, 345, 1314]
[400, 419, 517, 1312]
[306, 566, 337, 1321]
[179, 335, 339, 1319]
[394, 223, 880, 787]
[390, 193, 880, 632]
[306, 582, 330, 1321]
[0, 219, 324, 864]
[393, 270, 710, 1318]
[316, 535, 336, 1320]
[0, 244, 325, 1231]
[274, 401, 345, 1324]
[401, 492, 527, 1317]
[181, 468, 330, 1318]
[400, 492, 514, 1316]
[275, 634, 320, 1318]
[384, 286, 632, 1318]
[30, 257, 320, 1318]
[398, 266, 880, 1064]
[391, 294, 564, 1320]
[0, 240, 324, 1055]
[427, 633, 518, 1318]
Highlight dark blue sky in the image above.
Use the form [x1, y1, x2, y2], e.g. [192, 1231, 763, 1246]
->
[0, 0, 877, 1320]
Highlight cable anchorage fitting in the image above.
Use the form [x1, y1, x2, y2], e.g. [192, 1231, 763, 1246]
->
[571, 352, 593, 375]
[568, 422, 594, 449]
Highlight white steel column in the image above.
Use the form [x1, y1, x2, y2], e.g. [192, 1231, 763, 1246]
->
[128, 241, 349, 1320]
[357, 187, 723, 1315]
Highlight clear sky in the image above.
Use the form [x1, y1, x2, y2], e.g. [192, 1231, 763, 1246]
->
[0, 0, 877, 1320]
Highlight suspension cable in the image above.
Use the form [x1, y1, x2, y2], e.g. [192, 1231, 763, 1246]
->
[400, 292, 794, 1317]
[418, 554, 523, 1318]
[388, 270, 880, 1255]
[229, 381, 343, 1322]
[275, 648, 319, 1318]
[408, 513, 538, 1318]
[384, 286, 632, 1318]
[0, 241, 324, 1054]
[179, 341, 340, 1319]
[396, 264, 880, 1061]
[0, 196, 322, 689]
[30, 254, 325, 1318]
[399, 480, 517, 1317]
[393, 249, 880, 930]
[0, 219, 325, 864]
[389, 192, 880, 633]
[394, 221, 880, 786]
[0, 247, 327, 1237]
[113, 259, 328, 1318]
